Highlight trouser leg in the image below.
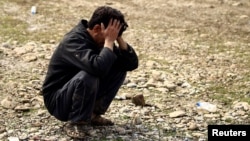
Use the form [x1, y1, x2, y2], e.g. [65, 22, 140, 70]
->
[93, 69, 126, 115]
[51, 71, 99, 122]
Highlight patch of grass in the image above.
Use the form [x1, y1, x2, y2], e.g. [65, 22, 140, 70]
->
[239, 97, 250, 104]
[163, 129, 196, 140]
[121, 115, 130, 120]
[0, 16, 29, 42]
[225, 118, 232, 123]
[207, 84, 250, 105]
[200, 39, 250, 105]
[0, 0, 74, 43]
[3, 0, 40, 5]
[0, 15, 65, 43]
[206, 43, 228, 55]
[164, 130, 178, 137]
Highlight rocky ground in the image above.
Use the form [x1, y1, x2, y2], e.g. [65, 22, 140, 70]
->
[0, 0, 250, 140]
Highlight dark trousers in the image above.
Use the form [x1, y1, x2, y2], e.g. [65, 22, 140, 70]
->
[46, 69, 126, 122]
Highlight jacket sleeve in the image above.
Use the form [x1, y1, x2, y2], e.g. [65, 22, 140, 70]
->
[113, 44, 139, 71]
[61, 36, 117, 77]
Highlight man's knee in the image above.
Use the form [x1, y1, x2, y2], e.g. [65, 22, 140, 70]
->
[74, 71, 99, 91]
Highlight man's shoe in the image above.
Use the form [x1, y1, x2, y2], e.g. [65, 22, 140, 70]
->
[63, 122, 92, 139]
[91, 115, 114, 126]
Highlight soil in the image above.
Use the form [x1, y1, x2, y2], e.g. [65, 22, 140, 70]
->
[0, 0, 250, 140]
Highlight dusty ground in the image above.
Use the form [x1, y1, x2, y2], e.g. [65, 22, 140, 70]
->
[0, 0, 250, 140]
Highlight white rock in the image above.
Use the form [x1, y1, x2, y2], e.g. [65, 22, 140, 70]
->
[156, 118, 165, 122]
[181, 82, 191, 88]
[164, 81, 177, 90]
[233, 102, 250, 111]
[1, 97, 18, 109]
[8, 137, 19, 141]
[188, 122, 198, 130]
[116, 127, 126, 135]
[169, 110, 186, 118]
[133, 115, 143, 125]
[126, 83, 137, 88]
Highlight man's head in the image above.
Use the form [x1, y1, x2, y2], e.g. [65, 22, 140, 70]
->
[87, 6, 128, 48]
[88, 6, 128, 36]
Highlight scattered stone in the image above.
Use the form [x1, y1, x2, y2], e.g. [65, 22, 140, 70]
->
[188, 122, 198, 130]
[1, 97, 18, 109]
[133, 114, 143, 125]
[7, 137, 19, 141]
[132, 94, 145, 107]
[169, 110, 186, 118]
[14, 105, 31, 111]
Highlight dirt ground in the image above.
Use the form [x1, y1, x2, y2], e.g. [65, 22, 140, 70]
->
[0, 0, 250, 140]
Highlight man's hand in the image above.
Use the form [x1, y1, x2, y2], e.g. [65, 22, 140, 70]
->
[117, 37, 128, 50]
[102, 19, 122, 50]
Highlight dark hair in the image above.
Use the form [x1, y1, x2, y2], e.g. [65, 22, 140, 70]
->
[88, 6, 128, 36]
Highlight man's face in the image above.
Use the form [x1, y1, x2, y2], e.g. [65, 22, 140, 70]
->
[90, 24, 105, 48]
[95, 31, 105, 48]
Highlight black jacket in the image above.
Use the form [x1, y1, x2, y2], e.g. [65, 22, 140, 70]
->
[42, 20, 138, 95]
